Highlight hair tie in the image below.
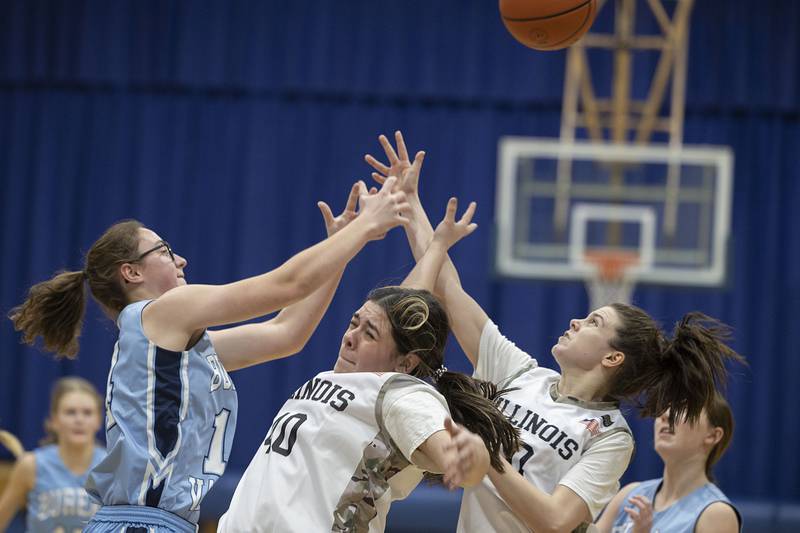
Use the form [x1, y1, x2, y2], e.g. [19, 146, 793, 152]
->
[433, 365, 448, 381]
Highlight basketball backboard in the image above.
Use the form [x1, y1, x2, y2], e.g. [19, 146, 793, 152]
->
[494, 138, 733, 287]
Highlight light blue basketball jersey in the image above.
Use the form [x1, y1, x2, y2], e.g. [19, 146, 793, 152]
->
[25, 444, 104, 533]
[86, 300, 238, 525]
[610, 478, 741, 533]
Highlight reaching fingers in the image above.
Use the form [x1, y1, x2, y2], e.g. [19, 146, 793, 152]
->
[623, 507, 640, 520]
[378, 134, 400, 164]
[459, 201, 477, 226]
[369, 186, 378, 194]
[412, 150, 425, 174]
[380, 176, 398, 194]
[317, 201, 335, 228]
[444, 197, 458, 223]
[365, 154, 390, 177]
[370, 171, 387, 184]
[344, 182, 360, 214]
[395, 130, 409, 162]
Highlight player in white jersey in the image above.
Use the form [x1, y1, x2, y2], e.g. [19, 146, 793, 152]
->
[0, 377, 105, 532]
[220, 197, 521, 533]
[595, 392, 741, 533]
[366, 131, 745, 533]
[10, 179, 412, 531]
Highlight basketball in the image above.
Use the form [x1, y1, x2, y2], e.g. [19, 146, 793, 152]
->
[499, 0, 598, 51]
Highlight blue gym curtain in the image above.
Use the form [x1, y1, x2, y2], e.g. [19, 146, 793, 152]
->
[1, 0, 798, 503]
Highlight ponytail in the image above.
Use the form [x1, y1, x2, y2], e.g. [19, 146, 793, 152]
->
[608, 304, 745, 429]
[434, 372, 520, 472]
[9, 219, 143, 359]
[367, 286, 520, 475]
[9, 270, 87, 358]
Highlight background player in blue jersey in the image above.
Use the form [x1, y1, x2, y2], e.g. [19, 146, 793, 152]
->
[595, 392, 741, 533]
[366, 131, 746, 533]
[9, 178, 410, 532]
[0, 377, 105, 532]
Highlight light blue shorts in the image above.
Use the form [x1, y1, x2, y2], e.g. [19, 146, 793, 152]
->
[84, 505, 197, 533]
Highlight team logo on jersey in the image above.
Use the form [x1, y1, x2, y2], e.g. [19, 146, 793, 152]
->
[580, 418, 601, 436]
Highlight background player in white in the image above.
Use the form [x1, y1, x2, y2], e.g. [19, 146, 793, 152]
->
[10, 179, 410, 532]
[219, 196, 521, 532]
[365, 131, 745, 533]
[0, 377, 105, 532]
[595, 392, 741, 533]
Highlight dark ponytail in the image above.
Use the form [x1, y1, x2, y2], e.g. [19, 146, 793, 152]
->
[368, 287, 521, 472]
[9, 219, 144, 358]
[608, 304, 745, 429]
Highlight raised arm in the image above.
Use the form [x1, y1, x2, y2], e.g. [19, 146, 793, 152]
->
[143, 178, 410, 351]
[366, 132, 488, 366]
[210, 183, 362, 371]
[401, 197, 476, 292]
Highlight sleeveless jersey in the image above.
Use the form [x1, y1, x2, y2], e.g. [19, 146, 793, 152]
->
[219, 371, 442, 533]
[458, 321, 633, 532]
[610, 478, 742, 533]
[25, 444, 105, 533]
[86, 300, 238, 524]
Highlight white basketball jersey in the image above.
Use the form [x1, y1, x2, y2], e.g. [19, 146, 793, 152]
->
[457, 321, 633, 532]
[219, 371, 438, 533]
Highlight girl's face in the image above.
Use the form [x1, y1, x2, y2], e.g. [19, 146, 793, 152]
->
[335, 301, 403, 374]
[653, 409, 722, 460]
[49, 391, 102, 447]
[125, 228, 188, 297]
[551, 306, 623, 371]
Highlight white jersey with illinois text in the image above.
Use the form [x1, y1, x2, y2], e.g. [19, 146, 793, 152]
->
[457, 321, 634, 533]
[218, 371, 450, 533]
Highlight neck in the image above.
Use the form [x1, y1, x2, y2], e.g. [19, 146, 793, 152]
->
[557, 369, 607, 402]
[58, 441, 95, 473]
[657, 454, 709, 507]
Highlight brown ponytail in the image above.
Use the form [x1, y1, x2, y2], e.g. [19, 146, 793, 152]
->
[368, 287, 521, 472]
[9, 219, 144, 358]
[607, 304, 746, 429]
[704, 392, 735, 482]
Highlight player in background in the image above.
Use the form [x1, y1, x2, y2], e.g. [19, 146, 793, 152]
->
[10, 179, 410, 532]
[594, 392, 741, 533]
[219, 196, 521, 533]
[366, 131, 745, 533]
[0, 377, 105, 532]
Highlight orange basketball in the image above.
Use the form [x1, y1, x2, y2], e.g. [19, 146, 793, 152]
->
[499, 0, 598, 51]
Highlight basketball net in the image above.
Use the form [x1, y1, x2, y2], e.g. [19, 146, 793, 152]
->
[583, 250, 639, 310]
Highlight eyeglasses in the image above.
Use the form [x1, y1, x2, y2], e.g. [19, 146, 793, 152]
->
[133, 241, 175, 263]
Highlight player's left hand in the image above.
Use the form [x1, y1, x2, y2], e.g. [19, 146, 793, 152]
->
[364, 130, 425, 198]
[442, 417, 490, 490]
[623, 494, 654, 533]
[317, 181, 376, 237]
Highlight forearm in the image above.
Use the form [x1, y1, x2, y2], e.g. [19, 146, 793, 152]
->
[402, 240, 448, 291]
[271, 268, 345, 350]
[488, 459, 587, 533]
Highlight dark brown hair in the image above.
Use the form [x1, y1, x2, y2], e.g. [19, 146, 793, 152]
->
[9, 220, 144, 358]
[368, 287, 520, 472]
[41, 376, 103, 445]
[703, 392, 734, 481]
[607, 303, 745, 429]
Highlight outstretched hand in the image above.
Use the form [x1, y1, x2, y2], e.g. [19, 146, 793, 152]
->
[317, 182, 362, 237]
[364, 130, 425, 197]
[432, 198, 478, 251]
[442, 418, 490, 490]
[355, 176, 411, 240]
[623, 495, 654, 533]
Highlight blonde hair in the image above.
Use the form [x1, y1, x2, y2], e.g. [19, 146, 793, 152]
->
[41, 377, 103, 445]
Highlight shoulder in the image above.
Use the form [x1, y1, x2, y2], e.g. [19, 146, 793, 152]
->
[696, 501, 740, 533]
[12, 452, 37, 488]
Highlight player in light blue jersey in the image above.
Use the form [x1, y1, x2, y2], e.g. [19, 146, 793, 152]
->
[0, 377, 105, 532]
[10, 178, 411, 532]
[595, 393, 741, 533]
